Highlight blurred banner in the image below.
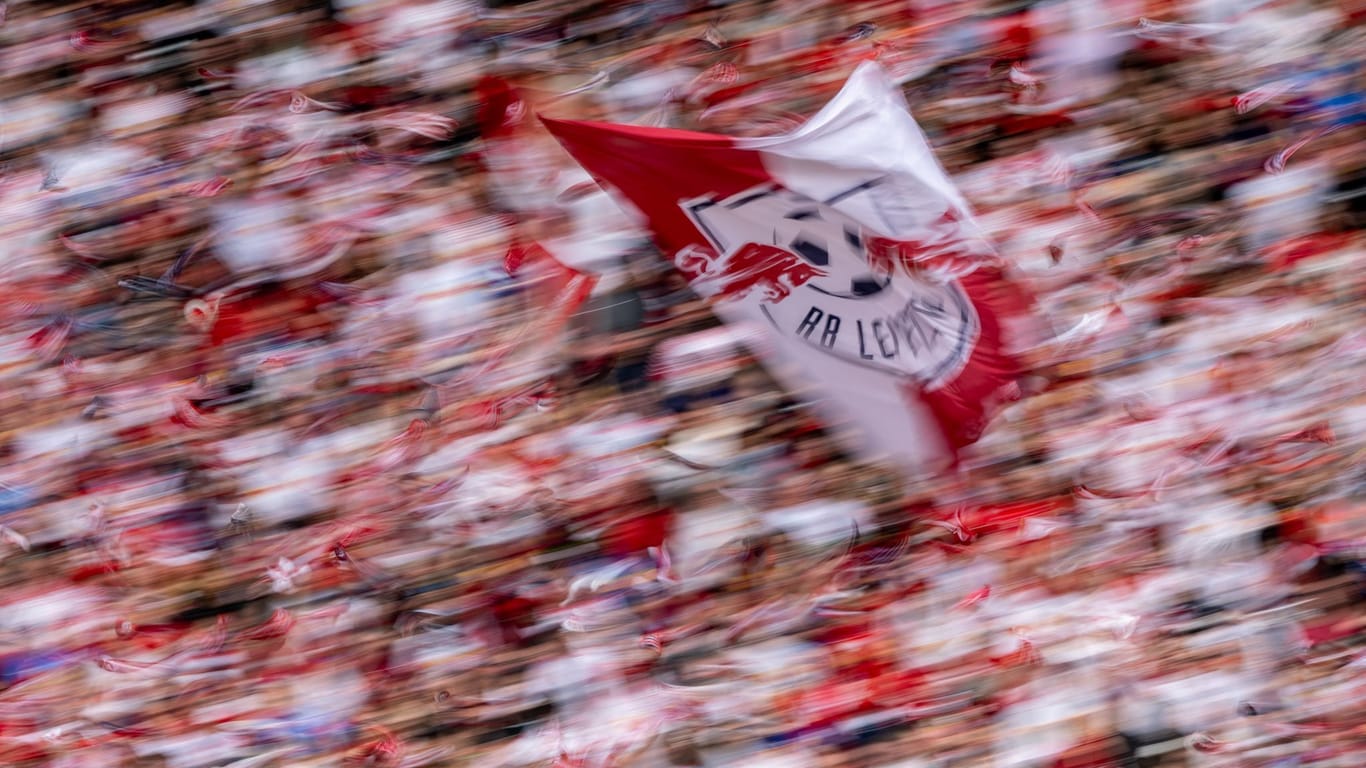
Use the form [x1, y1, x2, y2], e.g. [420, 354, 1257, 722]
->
[486, 238, 598, 390]
[544, 62, 1035, 473]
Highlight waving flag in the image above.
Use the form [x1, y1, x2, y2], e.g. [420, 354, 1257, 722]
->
[543, 62, 1034, 470]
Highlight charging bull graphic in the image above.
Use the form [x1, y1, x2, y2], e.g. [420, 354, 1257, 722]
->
[677, 182, 983, 389]
[675, 241, 828, 303]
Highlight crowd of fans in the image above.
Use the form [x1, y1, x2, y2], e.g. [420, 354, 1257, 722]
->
[0, 0, 1363, 766]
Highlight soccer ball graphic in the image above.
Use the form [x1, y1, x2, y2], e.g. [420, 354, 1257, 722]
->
[777, 206, 892, 300]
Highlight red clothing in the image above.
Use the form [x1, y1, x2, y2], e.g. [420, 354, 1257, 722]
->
[871, 667, 928, 707]
[815, 619, 874, 648]
[474, 75, 528, 141]
[491, 593, 538, 644]
[965, 496, 1072, 538]
[1301, 619, 1356, 647]
[343, 84, 393, 110]
[1266, 232, 1351, 272]
[604, 508, 673, 558]
[208, 285, 331, 349]
[1053, 737, 1123, 768]
[116, 622, 194, 651]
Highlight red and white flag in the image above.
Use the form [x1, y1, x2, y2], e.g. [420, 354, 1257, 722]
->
[438, 238, 596, 402]
[495, 238, 597, 370]
[543, 63, 1034, 470]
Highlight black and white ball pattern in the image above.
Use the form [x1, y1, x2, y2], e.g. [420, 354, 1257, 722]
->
[776, 206, 891, 300]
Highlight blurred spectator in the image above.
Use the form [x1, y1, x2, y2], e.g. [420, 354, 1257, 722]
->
[0, 1, 1361, 767]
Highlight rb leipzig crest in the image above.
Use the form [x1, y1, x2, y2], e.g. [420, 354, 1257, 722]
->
[676, 181, 983, 390]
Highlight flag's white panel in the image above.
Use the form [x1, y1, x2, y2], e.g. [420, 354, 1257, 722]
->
[737, 62, 978, 237]
[747, 313, 949, 468]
